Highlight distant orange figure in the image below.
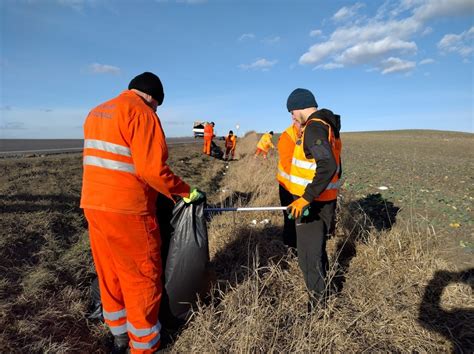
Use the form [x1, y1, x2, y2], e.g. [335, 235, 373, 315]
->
[203, 122, 215, 155]
[224, 130, 237, 160]
[254, 131, 274, 159]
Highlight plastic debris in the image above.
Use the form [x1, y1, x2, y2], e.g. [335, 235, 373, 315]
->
[259, 219, 270, 224]
[377, 186, 388, 190]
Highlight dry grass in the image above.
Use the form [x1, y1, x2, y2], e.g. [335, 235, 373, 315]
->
[1, 133, 472, 352]
[172, 133, 474, 353]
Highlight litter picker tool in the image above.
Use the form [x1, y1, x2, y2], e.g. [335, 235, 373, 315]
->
[204, 206, 287, 213]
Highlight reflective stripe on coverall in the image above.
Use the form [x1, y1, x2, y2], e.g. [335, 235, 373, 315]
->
[81, 90, 190, 353]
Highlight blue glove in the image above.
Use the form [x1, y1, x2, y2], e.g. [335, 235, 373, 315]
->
[183, 188, 205, 204]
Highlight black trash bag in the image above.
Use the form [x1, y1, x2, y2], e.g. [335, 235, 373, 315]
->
[164, 197, 209, 320]
[210, 141, 223, 159]
[87, 277, 103, 321]
[86, 194, 209, 330]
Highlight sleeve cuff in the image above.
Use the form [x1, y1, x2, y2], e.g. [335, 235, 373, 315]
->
[302, 192, 314, 202]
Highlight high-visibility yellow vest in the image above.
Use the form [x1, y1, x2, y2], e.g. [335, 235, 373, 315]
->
[277, 125, 298, 191]
[285, 118, 342, 201]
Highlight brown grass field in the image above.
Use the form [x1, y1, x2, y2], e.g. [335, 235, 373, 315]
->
[1, 130, 473, 352]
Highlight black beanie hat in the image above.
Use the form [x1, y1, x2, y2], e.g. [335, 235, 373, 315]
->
[286, 88, 318, 112]
[128, 72, 164, 106]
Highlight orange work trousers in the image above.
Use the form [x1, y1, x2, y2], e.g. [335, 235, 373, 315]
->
[203, 138, 212, 155]
[254, 148, 268, 159]
[84, 209, 162, 353]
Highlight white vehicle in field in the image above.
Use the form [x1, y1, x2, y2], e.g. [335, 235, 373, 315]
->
[193, 121, 206, 138]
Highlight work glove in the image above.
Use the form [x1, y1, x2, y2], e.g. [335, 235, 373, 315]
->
[183, 188, 205, 204]
[287, 197, 311, 219]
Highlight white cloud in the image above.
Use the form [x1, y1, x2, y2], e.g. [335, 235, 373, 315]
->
[262, 36, 281, 45]
[438, 26, 474, 57]
[379, 57, 416, 74]
[421, 26, 433, 36]
[299, 0, 473, 75]
[315, 63, 344, 70]
[309, 29, 322, 37]
[332, 3, 365, 22]
[337, 37, 417, 65]
[88, 63, 121, 74]
[413, 0, 473, 21]
[239, 58, 277, 71]
[238, 33, 255, 41]
[419, 58, 435, 65]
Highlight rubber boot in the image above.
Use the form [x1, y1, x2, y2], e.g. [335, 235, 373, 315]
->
[112, 333, 129, 354]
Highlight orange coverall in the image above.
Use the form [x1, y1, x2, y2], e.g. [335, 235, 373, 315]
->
[224, 134, 236, 159]
[203, 124, 214, 155]
[81, 90, 190, 353]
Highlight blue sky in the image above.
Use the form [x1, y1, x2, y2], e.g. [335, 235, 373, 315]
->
[1, 0, 473, 138]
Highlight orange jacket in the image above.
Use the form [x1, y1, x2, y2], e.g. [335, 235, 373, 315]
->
[225, 134, 236, 149]
[80, 90, 190, 215]
[277, 124, 299, 189]
[204, 124, 214, 140]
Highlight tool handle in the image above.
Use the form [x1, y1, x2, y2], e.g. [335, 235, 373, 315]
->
[204, 206, 286, 213]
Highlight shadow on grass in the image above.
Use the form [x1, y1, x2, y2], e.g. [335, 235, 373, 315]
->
[210, 224, 288, 289]
[418, 268, 474, 353]
[332, 193, 400, 294]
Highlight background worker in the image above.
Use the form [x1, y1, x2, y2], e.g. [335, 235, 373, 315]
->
[224, 130, 237, 160]
[254, 131, 274, 159]
[81, 72, 203, 353]
[276, 121, 302, 250]
[203, 122, 215, 155]
[285, 88, 342, 313]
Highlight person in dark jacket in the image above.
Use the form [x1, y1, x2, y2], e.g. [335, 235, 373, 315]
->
[285, 88, 342, 313]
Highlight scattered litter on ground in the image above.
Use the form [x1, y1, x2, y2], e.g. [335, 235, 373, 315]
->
[459, 240, 474, 252]
[259, 219, 270, 225]
[377, 186, 388, 190]
[449, 222, 461, 228]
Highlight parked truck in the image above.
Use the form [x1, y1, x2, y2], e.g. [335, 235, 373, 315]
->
[193, 121, 205, 138]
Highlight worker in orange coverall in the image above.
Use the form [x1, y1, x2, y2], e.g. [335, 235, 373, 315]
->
[254, 131, 275, 159]
[203, 122, 215, 155]
[80, 72, 203, 353]
[224, 130, 237, 160]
